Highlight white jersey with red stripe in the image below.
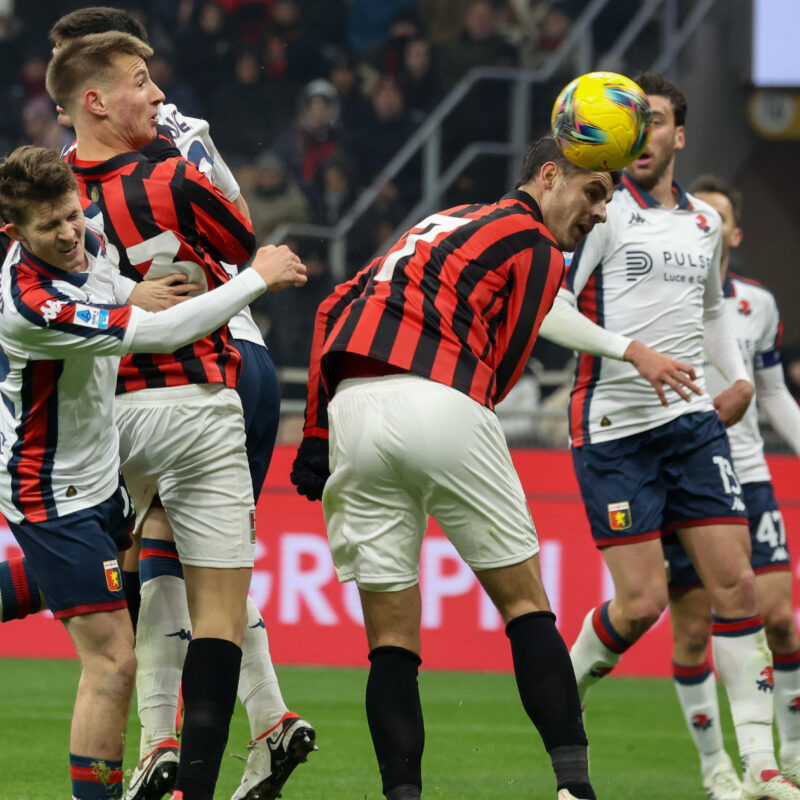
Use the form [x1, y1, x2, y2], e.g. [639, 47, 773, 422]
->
[0, 231, 138, 523]
[704, 273, 782, 484]
[563, 174, 723, 446]
[156, 102, 264, 346]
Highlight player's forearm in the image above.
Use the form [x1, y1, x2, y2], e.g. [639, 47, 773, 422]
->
[756, 365, 800, 456]
[538, 293, 631, 359]
[703, 309, 750, 384]
[128, 269, 265, 353]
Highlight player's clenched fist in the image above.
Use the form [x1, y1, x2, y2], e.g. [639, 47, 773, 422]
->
[251, 244, 308, 291]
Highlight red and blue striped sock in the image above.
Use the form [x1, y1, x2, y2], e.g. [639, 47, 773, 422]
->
[69, 753, 123, 800]
[0, 556, 42, 622]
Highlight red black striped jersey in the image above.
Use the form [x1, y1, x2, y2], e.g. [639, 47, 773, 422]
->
[67, 150, 255, 393]
[304, 190, 565, 437]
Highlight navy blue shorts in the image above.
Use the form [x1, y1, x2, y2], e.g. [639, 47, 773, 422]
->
[666, 480, 790, 593]
[8, 480, 135, 619]
[572, 411, 748, 548]
[232, 339, 280, 501]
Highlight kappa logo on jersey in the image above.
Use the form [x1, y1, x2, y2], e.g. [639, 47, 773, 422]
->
[625, 251, 653, 281]
[40, 299, 64, 322]
[691, 713, 712, 730]
[103, 559, 122, 592]
[607, 501, 632, 530]
[731, 494, 746, 512]
[772, 546, 789, 562]
[627, 212, 647, 225]
[695, 214, 710, 233]
[72, 304, 110, 330]
[738, 299, 752, 316]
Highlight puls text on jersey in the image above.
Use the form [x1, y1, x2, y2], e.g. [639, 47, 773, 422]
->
[662, 251, 712, 269]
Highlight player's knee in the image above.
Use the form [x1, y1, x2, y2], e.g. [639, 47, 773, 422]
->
[622, 598, 665, 637]
[765, 605, 799, 652]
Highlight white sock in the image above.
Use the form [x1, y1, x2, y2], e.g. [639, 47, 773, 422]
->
[238, 595, 288, 739]
[711, 615, 776, 774]
[569, 603, 627, 703]
[673, 660, 730, 775]
[773, 650, 800, 765]
[136, 574, 190, 758]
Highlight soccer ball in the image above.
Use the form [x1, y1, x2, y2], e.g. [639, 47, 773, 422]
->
[551, 71, 653, 171]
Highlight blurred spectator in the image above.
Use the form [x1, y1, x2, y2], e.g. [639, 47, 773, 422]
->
[20, 95, 73, 151]
[236, 151, 311, 243]
[437, 0, 517, 91]
[262, 0, 326, 91]
[272, 78, 342, 195]
[148, 53, 201, 118]
[346, 0, 416, 56]
[310, 155, 359, 227]
[344, 74, 418, 205]
[397, 35, 443, 123]
[374, 6, 425, 75]
[176, 0, 234, 98]
[255, 243, 336, 381]
[207, 49, 288, 161]
[416, 0, 467, 44]
[326, 47, 373, 130]
[18, 53, 49, 101]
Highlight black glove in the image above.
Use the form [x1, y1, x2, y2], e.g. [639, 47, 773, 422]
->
[290, 436, 330, 501]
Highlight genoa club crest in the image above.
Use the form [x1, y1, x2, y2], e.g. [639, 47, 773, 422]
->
[607, 501, 632, 531]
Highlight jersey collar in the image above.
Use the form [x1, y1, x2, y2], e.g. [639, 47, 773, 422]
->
[19, 239, 92, 287]
[503, 190, 544, 222]
[620, 172, 694, 211]
[67, 149, 144, 177]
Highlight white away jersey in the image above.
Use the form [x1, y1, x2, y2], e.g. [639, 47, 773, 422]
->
[157, 103, 263, 346]
[565, 174, 723, 446]
[705, 273, 782, 484]
[0, 232, 141, 523]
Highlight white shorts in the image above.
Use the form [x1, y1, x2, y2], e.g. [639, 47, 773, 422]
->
[322, 374, 538, 591]
[114, 384, 255, 568]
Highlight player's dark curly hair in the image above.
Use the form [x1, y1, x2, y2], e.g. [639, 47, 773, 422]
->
[0, 146, 78, 226]
[690, 174, 743, 226]
[633, 72, 687, 127]
[516, 135, 621, 187]
[48, 6, 149, 48]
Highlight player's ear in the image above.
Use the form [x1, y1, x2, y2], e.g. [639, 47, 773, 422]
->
[84, 87, 107, 118]
[674, 124, 686, 151]
[731, 226, 743, 248]
[4, 223, 30, 250]
[540, 161, 559, 189]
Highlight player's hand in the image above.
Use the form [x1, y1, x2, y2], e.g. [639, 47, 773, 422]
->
[251, 244, 307, 291]
[128, 274, 204, 311]
[713, 379, 755, 427]
[624, 340, 702, 407]
[290, 436, 330, 502]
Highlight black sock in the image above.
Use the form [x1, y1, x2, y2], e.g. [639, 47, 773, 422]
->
[121, 570, 140, 634]
[366, 646, 424, 797]
[174, 637, 242, 800]
[506, 611, 595, 800]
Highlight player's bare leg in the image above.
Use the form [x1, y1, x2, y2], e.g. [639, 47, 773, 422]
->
[64, 608, 136, 800]
[570, 538, 668, 700]
[678, 524, 799, 797]
[476, 555, 595, 800]
[670, 587, 741, 800]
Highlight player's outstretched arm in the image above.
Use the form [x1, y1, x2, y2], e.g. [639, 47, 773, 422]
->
[712, 379, 755, 427]
[250, 244, 307, 291]
[623, 340, 702, 407]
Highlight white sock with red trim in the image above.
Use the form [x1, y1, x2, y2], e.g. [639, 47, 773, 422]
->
[672, 659, 730, 774]
[774, 649, 800, 765]
[238, 595, 288, 738]
[569, 602, 630, 704]
[711, 614, 777, 774]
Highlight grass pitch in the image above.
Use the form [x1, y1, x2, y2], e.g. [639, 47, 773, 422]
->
[0, 658, 737, 799]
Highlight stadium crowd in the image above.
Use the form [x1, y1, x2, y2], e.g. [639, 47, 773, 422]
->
[0, 0, 665, 422]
